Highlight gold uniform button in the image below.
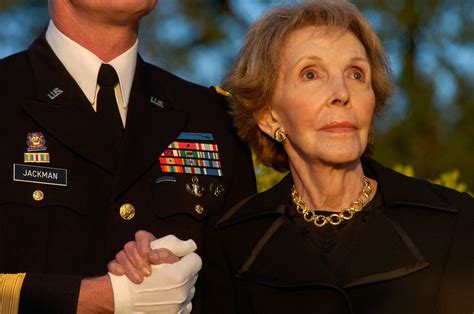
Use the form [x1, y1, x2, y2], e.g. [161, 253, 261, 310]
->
[194, 204, 204, 215]
[32, 190, 44, 202]
[119, 203, 135, 220]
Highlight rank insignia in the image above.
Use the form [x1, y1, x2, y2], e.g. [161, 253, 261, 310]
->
[159, 132, 223, 177]
[212, 85, 232, 97]
[26, 132, 47, 152]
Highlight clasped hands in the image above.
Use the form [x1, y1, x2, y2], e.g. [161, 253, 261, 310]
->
[108, 231, 202, 313]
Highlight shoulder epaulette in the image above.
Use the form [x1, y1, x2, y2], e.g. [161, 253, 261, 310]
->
[211, 85, 232, 97]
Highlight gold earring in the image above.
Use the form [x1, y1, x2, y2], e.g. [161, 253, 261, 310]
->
[274, 127, 287, 143]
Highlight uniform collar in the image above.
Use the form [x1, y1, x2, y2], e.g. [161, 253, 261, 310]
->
[45, 20, 137, 109]
[218, 157, 458, 228]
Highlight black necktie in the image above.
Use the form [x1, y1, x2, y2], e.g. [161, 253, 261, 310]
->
[97, 64, 123, 148]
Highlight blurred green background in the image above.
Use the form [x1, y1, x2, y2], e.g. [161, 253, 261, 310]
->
[1, 0, 472, 192]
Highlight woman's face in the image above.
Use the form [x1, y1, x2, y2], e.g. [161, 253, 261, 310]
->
[262, 26, 375, 167]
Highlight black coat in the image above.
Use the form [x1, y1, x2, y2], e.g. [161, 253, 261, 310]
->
[205, 158, 473, 314]
[0, 35, 256, 313]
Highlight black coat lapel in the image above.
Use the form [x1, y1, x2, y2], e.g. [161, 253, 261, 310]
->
[236, 217, 340, 288]
[220, 173, 430, 290]
[112, 58, 188, 199]
[23, 35, 117, 174]
[235, 213, 429, 289]
[434, 193, 474, 313]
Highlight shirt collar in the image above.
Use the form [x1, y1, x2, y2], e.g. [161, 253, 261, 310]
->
[45, 20, 137, 108]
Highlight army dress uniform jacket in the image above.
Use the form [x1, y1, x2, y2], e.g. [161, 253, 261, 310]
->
[0, 35, 256, 313]
[205, 158, 474, 314]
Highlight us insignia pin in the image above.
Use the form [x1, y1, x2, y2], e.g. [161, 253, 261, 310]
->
[47, 88, 63, 100]
[150, 97, 164, 108]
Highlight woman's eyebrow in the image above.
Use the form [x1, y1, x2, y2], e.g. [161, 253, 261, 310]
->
[290, 55, 324, 71]
[350, 56, 370, 64]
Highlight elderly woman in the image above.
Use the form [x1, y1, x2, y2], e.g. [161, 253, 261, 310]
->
[108, 1, 473, 313]
[203, 0, 474, 313]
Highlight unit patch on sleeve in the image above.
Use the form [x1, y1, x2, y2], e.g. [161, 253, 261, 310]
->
[159, 132, 223, 176]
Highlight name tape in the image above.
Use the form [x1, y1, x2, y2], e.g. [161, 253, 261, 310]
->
[13, 164, 67, 186]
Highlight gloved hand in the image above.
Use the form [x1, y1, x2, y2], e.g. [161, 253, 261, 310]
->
[109, 235, 202, 313]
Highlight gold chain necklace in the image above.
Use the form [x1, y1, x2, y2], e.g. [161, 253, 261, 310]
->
[290, 176, 372, 227]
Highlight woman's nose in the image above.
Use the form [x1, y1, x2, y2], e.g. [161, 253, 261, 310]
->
[329, 76, 350, 106]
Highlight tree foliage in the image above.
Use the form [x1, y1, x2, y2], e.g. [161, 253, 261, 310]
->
[358, 0, 474, 189]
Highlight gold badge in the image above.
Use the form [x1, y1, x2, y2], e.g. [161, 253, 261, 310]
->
[119, 203, 135, 220]
[32, 190, 44, 201]
[186, 176, 205, 197]
[209, 182, 225, 197]
[194, 204, 204, 215]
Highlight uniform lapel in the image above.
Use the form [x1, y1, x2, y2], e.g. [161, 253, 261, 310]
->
[111, 58, 188, 199]
[22, 35, 117, 174]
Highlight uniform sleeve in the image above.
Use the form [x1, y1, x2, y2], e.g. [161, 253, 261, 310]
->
[0, 273, 25, 314]
[222, 141, 256, 211]
[18, 273, 81, 314]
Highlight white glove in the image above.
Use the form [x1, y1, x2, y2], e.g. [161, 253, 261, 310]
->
[109, 235, 202, 314]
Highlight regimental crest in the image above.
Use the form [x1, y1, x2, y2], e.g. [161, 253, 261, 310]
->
[26, 132, 47, 152]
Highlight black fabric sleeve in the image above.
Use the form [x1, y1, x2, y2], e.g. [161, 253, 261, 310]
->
[222, 142, 256, 211]
[19, 273, 81, 314]
[435, 193, 474, 314]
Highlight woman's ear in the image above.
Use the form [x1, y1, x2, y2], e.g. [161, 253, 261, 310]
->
[255, 108, 280, 139]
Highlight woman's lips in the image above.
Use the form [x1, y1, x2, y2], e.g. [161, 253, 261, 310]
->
[319, 121, 357, 133]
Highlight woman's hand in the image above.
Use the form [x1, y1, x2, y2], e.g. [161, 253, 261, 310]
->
[108, 230, 180, 284]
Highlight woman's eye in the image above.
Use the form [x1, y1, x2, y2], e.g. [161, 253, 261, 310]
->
[351, 70, 364, 81]
[304, 71, 317, 80]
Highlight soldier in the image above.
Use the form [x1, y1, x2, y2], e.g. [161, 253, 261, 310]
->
[0, 0, 255, 313]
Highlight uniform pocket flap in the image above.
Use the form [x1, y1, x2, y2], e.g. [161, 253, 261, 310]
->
[1, 165, 86, 215]
[152, 174, 226, 221]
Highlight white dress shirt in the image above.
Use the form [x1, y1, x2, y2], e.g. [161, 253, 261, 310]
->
[45, 21, 137, 126]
